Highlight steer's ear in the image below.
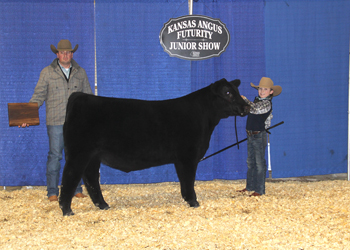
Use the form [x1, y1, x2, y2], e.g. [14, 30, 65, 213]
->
[211, 78, 228, 95]
[229, 79, 241, 87]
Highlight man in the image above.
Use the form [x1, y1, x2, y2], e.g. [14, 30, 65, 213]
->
[20, 40, 93, 201]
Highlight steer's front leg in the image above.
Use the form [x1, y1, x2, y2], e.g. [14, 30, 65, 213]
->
[174, 162, 200, 207]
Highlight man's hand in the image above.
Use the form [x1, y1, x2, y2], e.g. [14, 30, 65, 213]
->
[18, 123, 29, 128]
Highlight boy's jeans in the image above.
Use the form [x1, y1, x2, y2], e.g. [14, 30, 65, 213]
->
[46, 125, 83, 197]
[246, 131, 267, 195]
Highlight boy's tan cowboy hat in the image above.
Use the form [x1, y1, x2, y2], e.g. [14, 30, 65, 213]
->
[250, 77, 282, 96]
[50, 39, 78, 54]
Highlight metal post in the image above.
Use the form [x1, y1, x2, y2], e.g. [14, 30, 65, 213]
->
[188, 0, 193, 15]
[348, 49, 350, 181]
[268, 133, 272, 178]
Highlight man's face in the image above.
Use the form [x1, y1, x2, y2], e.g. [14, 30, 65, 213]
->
[56, 51, 73, 66]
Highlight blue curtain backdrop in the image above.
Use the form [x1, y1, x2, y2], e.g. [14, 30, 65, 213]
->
[95, 0, 191, 184]
[95, 0, 265, 184]
[190, 0, 266, 181]
[1, 0, 350, 186]
[265, 0, 350, 178]
[0, 0, 95, 186]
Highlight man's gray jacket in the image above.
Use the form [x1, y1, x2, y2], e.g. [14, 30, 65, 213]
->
[30, 58, 93, 126]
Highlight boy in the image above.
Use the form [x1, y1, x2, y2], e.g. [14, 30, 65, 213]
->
[239, 77, 282, 196]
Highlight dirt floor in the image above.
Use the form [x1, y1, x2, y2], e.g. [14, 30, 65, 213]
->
[0, 174, 349, 249]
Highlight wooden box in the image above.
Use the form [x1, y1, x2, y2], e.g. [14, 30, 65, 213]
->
[8, 103, 40, 127]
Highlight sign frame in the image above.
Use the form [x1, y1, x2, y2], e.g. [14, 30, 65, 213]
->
[160, 15, 230, 61]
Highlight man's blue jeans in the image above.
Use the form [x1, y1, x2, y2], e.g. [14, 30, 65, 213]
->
[246, 131, 267, 195]
[46, 125, 82, 197]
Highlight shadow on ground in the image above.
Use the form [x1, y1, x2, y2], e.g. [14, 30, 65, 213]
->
[266, 173, 348, 182]
[1, 173, 348, 191]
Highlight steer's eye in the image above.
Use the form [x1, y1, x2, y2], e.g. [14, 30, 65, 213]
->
[225, 91, 234, 101]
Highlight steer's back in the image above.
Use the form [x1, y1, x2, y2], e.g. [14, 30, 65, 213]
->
[64, 91, 214, 171]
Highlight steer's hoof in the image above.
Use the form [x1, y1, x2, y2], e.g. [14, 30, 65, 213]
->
[101, 205, 110, 210]
[95, 202, 110, 210]
[60, 205, 74, 216]
[63, 210, 75, 216]
[188, 200, 200, 208]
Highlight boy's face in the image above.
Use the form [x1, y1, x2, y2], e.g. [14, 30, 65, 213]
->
[258, 87, 273, 98]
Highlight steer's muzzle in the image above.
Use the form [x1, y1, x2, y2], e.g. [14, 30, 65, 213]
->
[238, 105, 250, 116]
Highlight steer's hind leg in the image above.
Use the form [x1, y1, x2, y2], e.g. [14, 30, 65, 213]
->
[174, 162, 199, 207]
[59, 156, 87, 216]
[83, 156, 109, 210]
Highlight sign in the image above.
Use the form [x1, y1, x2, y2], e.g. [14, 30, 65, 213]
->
[160, 15, 230, 60]
[8, 103, 39, 127]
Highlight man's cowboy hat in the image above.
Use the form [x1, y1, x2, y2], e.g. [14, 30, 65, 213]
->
[50, 39, 78, 54]
[250, 77, 282, 97]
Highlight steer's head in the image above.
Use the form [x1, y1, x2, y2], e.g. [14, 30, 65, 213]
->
[210, 78, 250, 118]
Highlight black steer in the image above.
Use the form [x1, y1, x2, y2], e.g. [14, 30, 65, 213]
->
[59, 78, 249, 216]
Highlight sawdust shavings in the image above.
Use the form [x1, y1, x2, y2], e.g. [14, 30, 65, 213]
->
[0, 180, 350, 249]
